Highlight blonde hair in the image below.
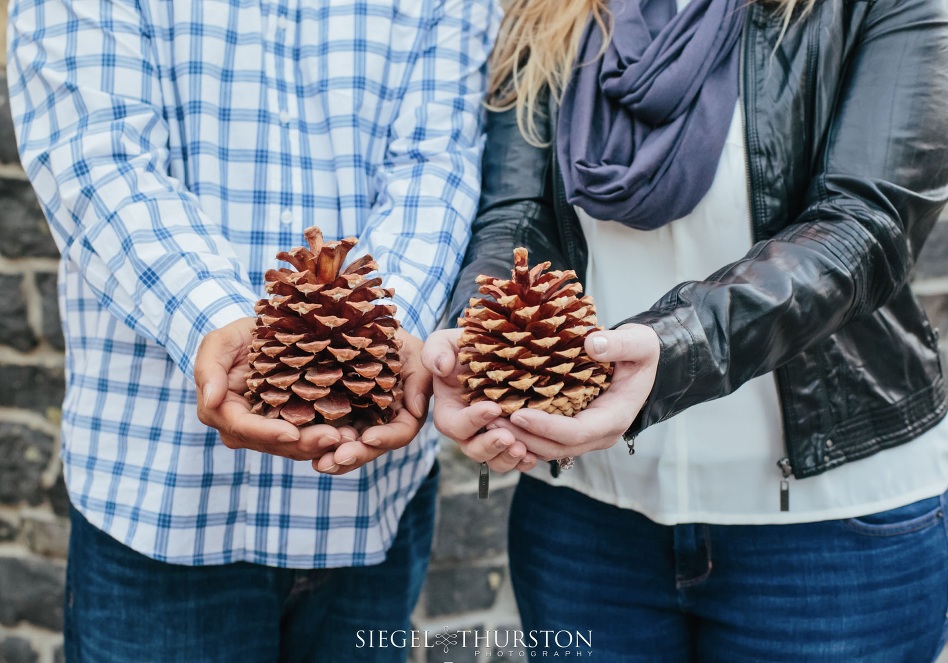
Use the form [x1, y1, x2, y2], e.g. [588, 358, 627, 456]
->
[488, 0, 819, 146]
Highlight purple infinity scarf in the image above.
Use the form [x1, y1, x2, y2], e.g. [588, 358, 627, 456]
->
[557, 0, 745, 229]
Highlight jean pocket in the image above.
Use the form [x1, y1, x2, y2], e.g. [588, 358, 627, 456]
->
[841, 495, 945, 537]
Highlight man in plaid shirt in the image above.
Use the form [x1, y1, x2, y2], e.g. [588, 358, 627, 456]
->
[8, 0, 496, 658]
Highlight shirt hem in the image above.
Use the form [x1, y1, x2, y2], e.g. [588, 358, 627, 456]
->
[531, 473, 948, 526]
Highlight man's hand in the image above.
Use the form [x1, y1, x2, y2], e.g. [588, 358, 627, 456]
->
[195, 317, 349, 461]
[313, 328, 432, 475]
[487, 324, 660, 461]
[421, 329, 538, 474]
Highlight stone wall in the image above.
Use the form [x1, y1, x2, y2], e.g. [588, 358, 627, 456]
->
[0, 3, 70, 658]
[0, 7, 947, 663]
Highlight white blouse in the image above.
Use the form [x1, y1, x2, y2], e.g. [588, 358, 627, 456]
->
[527, 103, 948, 524]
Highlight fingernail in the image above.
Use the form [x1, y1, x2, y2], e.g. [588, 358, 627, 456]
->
[511, 416, 529, 431]
[493, 437, 509, 452]
[481, 410, 496, 423]
[485, 423, 499, 431]
[337, 456, 357, 466]
[414, 395, 427, 415]
[591, 335, 607, 355]
[278, 430, 300, 443]
[434, 353, 448, 375]
[322, 464, 338, 473]
[362, 436, 379, 447]
[202, 385, 213, 404]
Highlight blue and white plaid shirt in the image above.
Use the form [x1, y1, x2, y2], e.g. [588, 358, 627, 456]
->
[8, 0, 497, 567]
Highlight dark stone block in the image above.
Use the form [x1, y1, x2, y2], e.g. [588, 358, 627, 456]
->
[0, 179, 58, 259]
[432, 486, 514, 562]
[917, 219, 948, 280]
[47, 470, 71, 518]
[0, 514, 19, 542]
[0, 274, 37, 352]
[0, 637, 39, 663]
[24, 515, 70, 559]
[34, 272, 64, 351]
[0, 422, 55, 505]
[0, 556, 66, 631]
[424, 566, 505, 617]
[0, 72, 21, 166]
[0, 364, 65, 415]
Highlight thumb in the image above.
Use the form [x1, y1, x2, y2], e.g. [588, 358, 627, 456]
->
[397, 333, 432, 419]
[195, 318, 254, 408]
[420, 328, 462, 377]
[195, 332, 232, 409]
[585, 325, 659, 363]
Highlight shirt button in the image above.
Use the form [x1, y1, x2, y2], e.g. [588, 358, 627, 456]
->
[280, 209, 293, 224]
[279, 110, 290, 125]
[277, 16, 288, 31]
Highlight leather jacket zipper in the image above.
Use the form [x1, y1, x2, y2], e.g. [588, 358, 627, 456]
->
[777, 457, 793, 511]
[739, 15, 755, 236]
[741, 8, 801, 495]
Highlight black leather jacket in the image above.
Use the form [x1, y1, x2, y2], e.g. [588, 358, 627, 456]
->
[449, 0, 948, 481]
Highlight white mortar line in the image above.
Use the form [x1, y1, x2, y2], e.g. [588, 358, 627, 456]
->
[0, 346, 64, 367]
[0, 407, 61, 436]
[0, 163, 29, 180]
[0, 257, 60, 272]
[912, 277, 948, 296]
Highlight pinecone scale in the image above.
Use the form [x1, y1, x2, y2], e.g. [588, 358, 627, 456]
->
[245, 227, 403, 427]
[458, 248, 612, 417]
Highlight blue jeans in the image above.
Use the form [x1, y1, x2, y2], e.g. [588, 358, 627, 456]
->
[509, 475, 948, 662]
[64, 463, 438, 663]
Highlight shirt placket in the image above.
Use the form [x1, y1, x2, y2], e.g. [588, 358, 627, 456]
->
[277, 0, 303, 236]
[261, 0, 298, 233]
[247, 0, 299, 560]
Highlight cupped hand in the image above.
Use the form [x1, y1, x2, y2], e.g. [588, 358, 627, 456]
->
[313, 328, 432, 475]
[195, 317, 348, 461]
[486, 324, 660, 462]
[421, 328, 538, 474]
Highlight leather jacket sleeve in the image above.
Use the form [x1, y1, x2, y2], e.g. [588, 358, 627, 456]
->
[622, 0, 948, 434]
[447, 101, 567, 323]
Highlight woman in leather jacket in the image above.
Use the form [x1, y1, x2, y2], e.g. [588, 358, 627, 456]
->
[422, 0, 948, 659]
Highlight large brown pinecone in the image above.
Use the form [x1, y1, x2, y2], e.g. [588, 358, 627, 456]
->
[457, 247, 612, 417]
[245, 226, 403, 427]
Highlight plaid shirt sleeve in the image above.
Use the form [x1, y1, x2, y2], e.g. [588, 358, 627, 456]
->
[8, 0, 258, 379]
[356, 0, 499, 339]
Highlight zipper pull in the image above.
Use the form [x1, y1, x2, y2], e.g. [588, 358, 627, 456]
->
[626, 435, 636, 455]
[777, 457, 792, 512]
[478, 462, 490, 500]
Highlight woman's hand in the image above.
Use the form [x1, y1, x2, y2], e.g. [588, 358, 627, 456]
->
[422, 329, 539, 473]
[487, 324, 660, 462]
